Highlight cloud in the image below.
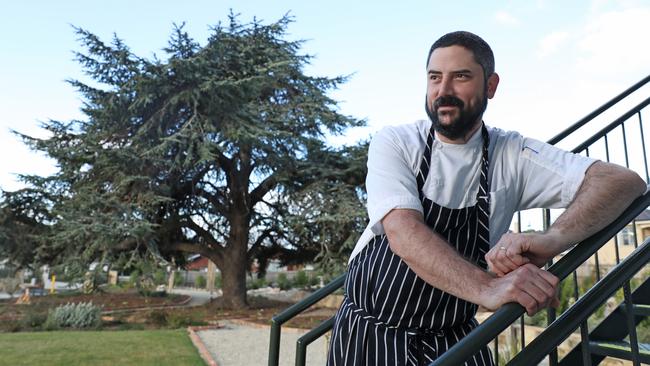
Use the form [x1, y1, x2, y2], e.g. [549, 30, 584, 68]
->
[537, 31, 570, 57]
[575, 7, 650, 73]
[494, 11, 520, 26]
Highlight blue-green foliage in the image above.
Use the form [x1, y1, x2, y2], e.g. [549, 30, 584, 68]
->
[293, 270, 309, 288]
[195, 275, 206, 289]
[45, 301, 102, 329]
[276, 273, 291, 290]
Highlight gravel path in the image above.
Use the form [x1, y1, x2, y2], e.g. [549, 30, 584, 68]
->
[197, 320, 328, 366]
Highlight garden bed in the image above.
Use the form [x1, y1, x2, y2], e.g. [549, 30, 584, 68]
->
[0, 289, 190, 331]
[0, 288, 336, 332]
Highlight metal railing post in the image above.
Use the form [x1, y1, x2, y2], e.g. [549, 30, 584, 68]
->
[268, 274, 345, 366]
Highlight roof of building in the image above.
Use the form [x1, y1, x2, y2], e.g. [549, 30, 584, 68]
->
[637, 209, 650, 221]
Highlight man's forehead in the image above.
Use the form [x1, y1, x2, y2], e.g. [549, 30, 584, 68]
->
[427, 45, 481, 71]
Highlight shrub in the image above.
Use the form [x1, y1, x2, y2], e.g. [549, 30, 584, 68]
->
[147, 310, 169, 327]
[145, 310, 207, 328]
[524, 309, 547, 327]
[153, 268, 167, 285]
[3, 320, 21, 332]
[214, 273, 222, 289]
[309, 274, 320, 287]
[276, 273, 291, 290]
[129, 270, 141, 286]
[195, 275, 206, 289]
[173, 271, 184, 286]
[166, 312, 207, 328]
[118, 322, 145, 330]
[247, 277, 267, 290]
[293, 271, 309, 288]
[135, 273, 157, 296]
[45, 302, 102, 329]
[21, 310, 47, 329]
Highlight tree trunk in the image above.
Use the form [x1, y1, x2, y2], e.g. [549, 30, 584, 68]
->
[214, 210, 250, 309]
[218, 247, 248, 308]
[211, 167, 252, 309]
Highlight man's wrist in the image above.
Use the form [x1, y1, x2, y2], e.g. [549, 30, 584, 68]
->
[476, 270, 499, 308]
[537, 230, 567, 258]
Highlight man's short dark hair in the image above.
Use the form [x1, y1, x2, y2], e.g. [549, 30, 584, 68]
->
[426, 31, 495, 78]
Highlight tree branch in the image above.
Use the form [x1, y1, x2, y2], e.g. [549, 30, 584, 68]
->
[247, 228, 274, 256]
[181, 218, 224, 250]
[250, 173, 278, 207]
[168, 241, 223, 264]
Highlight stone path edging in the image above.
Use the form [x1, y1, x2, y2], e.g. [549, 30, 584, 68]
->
[187, 319, 320, 366]
[188, 324, 223, 366]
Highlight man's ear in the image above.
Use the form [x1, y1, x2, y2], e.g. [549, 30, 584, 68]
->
[486, 73, 500, 99]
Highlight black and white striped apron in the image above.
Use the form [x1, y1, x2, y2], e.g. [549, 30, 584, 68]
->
[328, 124, 494, 366]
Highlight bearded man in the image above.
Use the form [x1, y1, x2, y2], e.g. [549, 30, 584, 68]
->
[326, 31, 645, 366]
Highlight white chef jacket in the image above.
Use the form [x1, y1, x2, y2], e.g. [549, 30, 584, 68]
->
[349, 120, 597, 262]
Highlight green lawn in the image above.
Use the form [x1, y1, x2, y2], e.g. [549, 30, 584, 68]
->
[0, 329, 205, 366]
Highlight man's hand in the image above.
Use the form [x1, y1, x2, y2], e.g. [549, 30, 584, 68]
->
[487, 162, 645, 278]
[486, 232, 558, 276]
[480, 263, 560, 316]
[385, 209, 560, 316]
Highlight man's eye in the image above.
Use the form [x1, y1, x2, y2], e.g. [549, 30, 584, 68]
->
[456, 74, 469, 79]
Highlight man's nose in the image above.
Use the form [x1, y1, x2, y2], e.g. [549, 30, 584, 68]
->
[437, 76, 454, 99]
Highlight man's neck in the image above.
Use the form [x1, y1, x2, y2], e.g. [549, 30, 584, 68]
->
[436, 120, 483, 144]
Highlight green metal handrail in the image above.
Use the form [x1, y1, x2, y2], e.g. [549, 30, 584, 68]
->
[547, 74, 649, 145]
[571, 97, 650, 154]
[429, 189, 650, 365]
[507, 237, 650, 365]
[268, 274, 345, 366]
[295, 316, 335, 365]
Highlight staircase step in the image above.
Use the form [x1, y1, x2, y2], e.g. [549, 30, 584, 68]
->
[629, 304, 650, 316]
[589, 340, 650, 364]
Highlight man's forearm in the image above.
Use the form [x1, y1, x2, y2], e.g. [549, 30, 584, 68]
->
[384, 209, 561, 314]
[384, 209, 492, 306]
[544, 161, 646, 255]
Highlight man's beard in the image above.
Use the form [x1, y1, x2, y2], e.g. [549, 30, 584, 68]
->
[425, 93, 488, 140]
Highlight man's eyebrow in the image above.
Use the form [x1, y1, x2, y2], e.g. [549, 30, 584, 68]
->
[427, 69, 474, 74]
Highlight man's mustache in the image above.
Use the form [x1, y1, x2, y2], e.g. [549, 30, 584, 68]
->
[434, 95, 464, 110]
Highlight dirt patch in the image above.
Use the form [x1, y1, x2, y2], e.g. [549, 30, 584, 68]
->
[0, 289, 189, 322]
[202, 295, 336, 329]
[108, 295, 337, 330]
[0, 291, 336, 332]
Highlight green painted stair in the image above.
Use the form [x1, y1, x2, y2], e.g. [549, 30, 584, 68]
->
[589, 340, 650, 364]
[559, 277, 650, 365]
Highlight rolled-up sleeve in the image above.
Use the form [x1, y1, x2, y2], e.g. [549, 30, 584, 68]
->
[516, 137, 597, 210]
[366, 128, 423, 235]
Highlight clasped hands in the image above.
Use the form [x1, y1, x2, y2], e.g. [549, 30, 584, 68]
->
[483, 232, 561, 316]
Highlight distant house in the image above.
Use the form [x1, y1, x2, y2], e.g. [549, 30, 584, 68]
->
[579, 209, 650, 275]
[185, 255, 211, 271]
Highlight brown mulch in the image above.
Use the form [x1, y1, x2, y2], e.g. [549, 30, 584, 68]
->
[199, 295, 336, 329]
[112, 295, 336, 330]
[0, 291, 336, 332]
[0, 290, 190, 322]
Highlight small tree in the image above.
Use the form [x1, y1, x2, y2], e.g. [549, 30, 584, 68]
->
[0, 278, 22, 298]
